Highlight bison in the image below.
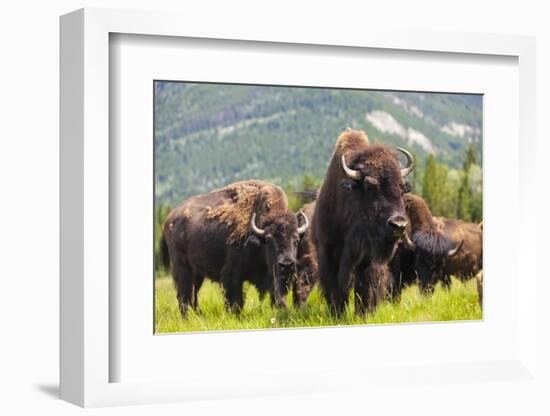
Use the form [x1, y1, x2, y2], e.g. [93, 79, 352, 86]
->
[437, 217, 483, 284]
[293, 201, 318, 307]
[311, 128, 414, 315]
[389, 194, 463, 297]
[160, 180, 308, 315]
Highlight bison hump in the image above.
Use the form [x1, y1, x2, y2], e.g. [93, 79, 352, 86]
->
[335, 128, 369, 157]
[205, 180, 288, 244]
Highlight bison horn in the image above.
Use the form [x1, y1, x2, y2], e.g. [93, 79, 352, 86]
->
[396, 147, 414, 178]
[297, 211, 309, 235]
[402, 232, 416, 250]
[250, 213, 266, 236]
[341, 154, 361, 180]
[447, 239, 464, 257]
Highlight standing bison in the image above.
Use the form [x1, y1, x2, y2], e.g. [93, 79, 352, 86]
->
[437, 217, 483, 283]
[311, 128, 414, 315]
[160, 180, 308, 315]
[389, 194, 463, 297]
[293, 201, 318, 307]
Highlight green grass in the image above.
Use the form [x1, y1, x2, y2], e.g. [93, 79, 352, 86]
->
[154, 273, 482, 333]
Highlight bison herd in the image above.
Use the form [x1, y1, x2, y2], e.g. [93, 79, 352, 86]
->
[160, 128, 483, 318]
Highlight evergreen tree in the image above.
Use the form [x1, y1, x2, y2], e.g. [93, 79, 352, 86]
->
[463, 144, 477, 171]
[457, 172, 472, 221]
[422, 154, 449, 216]
[409, 151, 419, 193]
[301, 174, 321, 192]
[456, 144, 481, 222]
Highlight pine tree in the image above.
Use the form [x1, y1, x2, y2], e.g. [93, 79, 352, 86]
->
[410, 151, 419, 193]
[457, 172, 472, 221]
[422, 154, 448, 216]
[456, 144, 478, 221]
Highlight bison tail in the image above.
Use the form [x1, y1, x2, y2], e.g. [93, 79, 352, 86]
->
[160, 234, 170, 270]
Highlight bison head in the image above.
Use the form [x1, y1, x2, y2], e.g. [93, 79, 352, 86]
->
[249, 211, 308, 306]
[406, 232, 463, 293]
[340, 145, 414, 255]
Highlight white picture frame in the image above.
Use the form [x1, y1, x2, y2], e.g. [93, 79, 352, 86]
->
[60, 8, 539, 408]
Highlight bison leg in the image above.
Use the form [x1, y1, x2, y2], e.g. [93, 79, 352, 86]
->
[225, 280, 244, 312]
[366, 263, 390, 314]
[293, 259, 316, 307]
[355, 261, 389, 315]
[354, 272, 368, 316]
[332, 243, 361, 315]
[221, 269, 244, 312]
[292, 275, 310, 308]
[387, 256, 403, 303]
[172, 259, 197, 317]
[441, 274, 452, 290]
[192, 274, 205, 311]
[317, 245, 341, 314]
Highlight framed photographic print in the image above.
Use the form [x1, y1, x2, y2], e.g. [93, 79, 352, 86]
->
[60, 7, 539, 408]
[152, 81, 483, 334]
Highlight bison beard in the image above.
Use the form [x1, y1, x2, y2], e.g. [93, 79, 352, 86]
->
[311, 128, 413, 315]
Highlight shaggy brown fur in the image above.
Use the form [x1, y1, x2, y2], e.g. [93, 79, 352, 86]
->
[437, 217, 483, 281]
[293, 201, 319, 306]
[404, 194, 435, 233]
[335, 128, 369, 157]
[312, 128, 410, 315]
[205, 180, 287, 244]
[389, 194, 461, 298]
[161, 179, 303, 314]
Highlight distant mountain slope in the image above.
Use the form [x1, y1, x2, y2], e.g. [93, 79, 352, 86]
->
[154, 82, 482, 205]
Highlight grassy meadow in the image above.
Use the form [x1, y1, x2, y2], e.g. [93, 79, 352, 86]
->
[154, 274, 482, 333]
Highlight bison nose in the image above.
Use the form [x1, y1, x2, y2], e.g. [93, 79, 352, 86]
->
[278, 258, 295, 273]
[387, 215, 407, 237]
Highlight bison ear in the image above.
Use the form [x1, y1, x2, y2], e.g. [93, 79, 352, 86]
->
[340, 179, 359, 192]
[244, 234, 263, 247]
[403, 181, 414, 193]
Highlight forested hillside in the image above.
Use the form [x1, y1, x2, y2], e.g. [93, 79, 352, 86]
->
[154, 82, 482, 211]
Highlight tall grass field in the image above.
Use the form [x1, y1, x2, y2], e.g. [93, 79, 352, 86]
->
[155, 273, 482, 333]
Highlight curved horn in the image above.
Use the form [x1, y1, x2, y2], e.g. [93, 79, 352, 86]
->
[341, 154, 361, 180]
[297, 211, 309, 235]
[447, 239, 464, 257]
[396, 147, 414, 178]
[402, 232, 416, 251]
[250, 213, 266, 236]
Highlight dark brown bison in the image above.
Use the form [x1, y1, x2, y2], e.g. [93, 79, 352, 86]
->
[437, 217, 483, 283]
[311, 128, 414, 315]
[390, 194, 463, 297]
[160, 180, 308, 314]
[293, 201, 318, 307]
